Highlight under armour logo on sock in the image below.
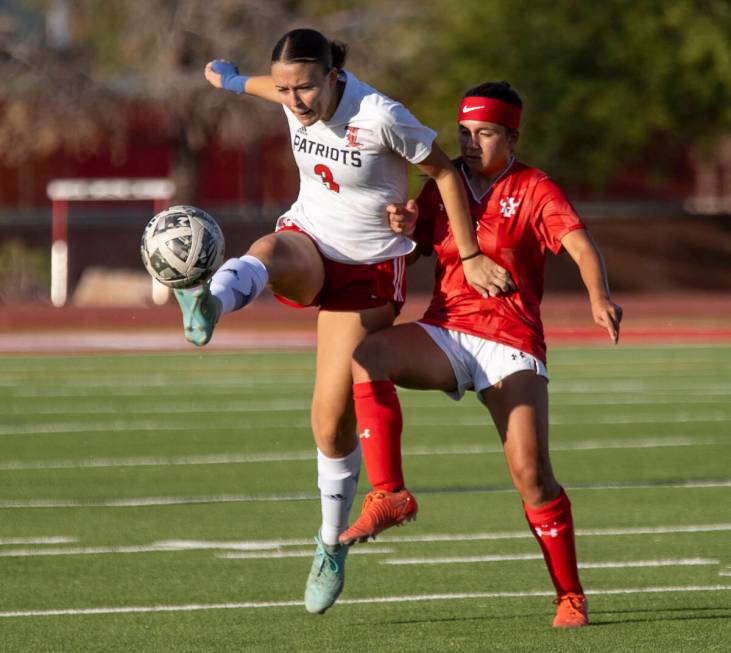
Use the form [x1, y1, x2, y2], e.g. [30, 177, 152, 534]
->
[535, 526, 559, 538]
[359, 428, 371, 439]
[325, 493, 346, 502]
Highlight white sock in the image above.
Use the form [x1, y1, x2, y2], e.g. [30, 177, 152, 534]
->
[209, 255, 268, 315]
[317, 445, 361, 546]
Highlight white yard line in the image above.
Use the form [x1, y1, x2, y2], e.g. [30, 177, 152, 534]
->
[0, 537, 76, 546]
[0, 421, 314, 436]
[3, 380, 314, 397]
[552, 383, 731, 394]
[3, 395, 730, 416]
[0, 542, 392, 559]
[1, 481, 729, 510]
[383, 556, 718, 568]
[217, 547, 394, 559]
[0, 585, 728, 619]
[383, 553, 544, 564]
[0, 436, 723, 471]
[0, 492, 321, 509]
[580, 559, 718, 569]
[378, 523, 731, 544]
[0, 523, 728, 557]
[0, 451, 317, 471]
[0, 401, 312, 416]
[574, 480, 731, 490]
[550, 396, 731, 406]
[2, 413, 730, 435]
[6, 385, 731, 401]
[0, 544, 202, 557]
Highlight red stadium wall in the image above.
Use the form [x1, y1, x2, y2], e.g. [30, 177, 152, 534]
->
[1, 104, 730, 297]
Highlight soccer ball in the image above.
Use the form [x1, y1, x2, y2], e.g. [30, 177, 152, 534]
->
[141, 205, 225, 289]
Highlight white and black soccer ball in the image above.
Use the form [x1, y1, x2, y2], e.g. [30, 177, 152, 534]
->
[141, 205, 225, 289]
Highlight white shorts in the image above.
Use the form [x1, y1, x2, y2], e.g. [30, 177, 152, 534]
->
[417, 322, 548, 404]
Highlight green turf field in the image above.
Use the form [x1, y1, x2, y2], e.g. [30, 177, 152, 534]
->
[1, 345, 729, 652]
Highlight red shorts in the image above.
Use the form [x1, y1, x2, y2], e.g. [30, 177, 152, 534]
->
[274, 222, 406, 313]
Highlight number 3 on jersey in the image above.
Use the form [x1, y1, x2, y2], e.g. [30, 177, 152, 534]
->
[314, 164, 340, 193]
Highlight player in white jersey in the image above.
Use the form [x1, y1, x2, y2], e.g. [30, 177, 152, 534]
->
[173, 28, 515, 614]
[280, 69, 436, 264]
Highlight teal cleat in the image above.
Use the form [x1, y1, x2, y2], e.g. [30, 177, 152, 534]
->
[173, 284, 221, 346]
[304, 534, 348, 614]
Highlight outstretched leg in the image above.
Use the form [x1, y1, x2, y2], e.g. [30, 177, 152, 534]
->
[175, 230, 324, 345]
[339, 323, 457, 544]
[480, 372, 587, 627]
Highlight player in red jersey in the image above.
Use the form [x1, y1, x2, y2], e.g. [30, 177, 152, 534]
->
[339, 81, 623, 628]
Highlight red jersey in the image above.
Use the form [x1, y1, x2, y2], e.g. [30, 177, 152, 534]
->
[414, 160, 585, 363]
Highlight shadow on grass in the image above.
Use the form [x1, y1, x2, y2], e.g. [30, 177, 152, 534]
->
[372, 611, 550, 626]
[413, 478, 731, 495]
[366, 606, 731, 628]
[589, 604, 731, 626]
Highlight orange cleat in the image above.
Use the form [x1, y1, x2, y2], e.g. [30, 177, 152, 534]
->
[552, 592, 589, 628]
[339, 489, 418, 545]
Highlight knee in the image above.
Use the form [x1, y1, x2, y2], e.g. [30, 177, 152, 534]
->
[247, 235, 278, 268]
[352, 335, 390, 381]
[248, 234, 323, 303]
[510, 459, 559, 506]
[311, 405, 356, 456]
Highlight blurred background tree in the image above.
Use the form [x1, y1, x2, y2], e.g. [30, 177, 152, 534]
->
[0, 0, 419, 202]
[0, 0, 729, 198]
[388, 0, 731, 191]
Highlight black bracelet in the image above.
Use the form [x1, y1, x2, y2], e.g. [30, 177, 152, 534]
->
[460, 250, 482, 262]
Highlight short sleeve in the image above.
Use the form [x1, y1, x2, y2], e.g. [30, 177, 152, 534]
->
[532, 178, 586, 254]
[377, 104, 437, 165]
[414, 179, 440, 256]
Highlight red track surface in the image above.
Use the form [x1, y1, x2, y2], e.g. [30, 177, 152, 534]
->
[1, 293, 729, 353]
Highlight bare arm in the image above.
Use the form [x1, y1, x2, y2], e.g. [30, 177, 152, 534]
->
[204, 61, 280, 104]
[416, 144, 515, 297]
[561, 228, 623, 343]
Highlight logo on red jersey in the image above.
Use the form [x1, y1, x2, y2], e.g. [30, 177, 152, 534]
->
[345, 125, 363, 148]
[499, 196, 521, 218]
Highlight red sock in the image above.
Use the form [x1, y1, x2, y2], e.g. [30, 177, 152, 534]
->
[523, 488, 583, 595]
[353, 380, 404, 492]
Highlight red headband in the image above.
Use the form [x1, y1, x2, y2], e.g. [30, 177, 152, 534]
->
[458, 97, 521, 129]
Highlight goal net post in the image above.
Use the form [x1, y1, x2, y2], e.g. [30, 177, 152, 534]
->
[46, 178, 175, 307]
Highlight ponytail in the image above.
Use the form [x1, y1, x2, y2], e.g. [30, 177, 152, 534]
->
[330, 40, 348, 69]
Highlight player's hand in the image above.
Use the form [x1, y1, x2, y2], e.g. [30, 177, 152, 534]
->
[387, 199, 418, 236]
[204, 60, 226, 88]
[205, 60, 247, 93]
[591, 298, 623, 344]
[462, 254, 516, 298]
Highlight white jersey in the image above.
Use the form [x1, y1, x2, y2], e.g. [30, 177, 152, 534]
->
[280, 70, 436, 264]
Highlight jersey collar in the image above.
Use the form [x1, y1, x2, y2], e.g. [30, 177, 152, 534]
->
[461, 155, 516, 203]
[323, 70, 357, 127]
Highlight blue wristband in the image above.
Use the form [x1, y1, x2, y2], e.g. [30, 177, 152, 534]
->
[211, 60, 249, 95]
